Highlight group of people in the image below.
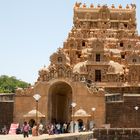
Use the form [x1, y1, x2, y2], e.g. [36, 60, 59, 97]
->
[20, 120, 87, 138]
[22, 121, 44, 138]
[21, 121, 76, 138]
[1, 120, 89, 138]
[45, 122, 69, 135]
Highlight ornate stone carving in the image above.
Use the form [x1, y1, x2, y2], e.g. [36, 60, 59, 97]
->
[36, 2, 140, 85]
[99, 5, 110, 20]
[75, 30, 83, 38]
[131, 4, 136, 9]
[74, 2, 81, 8]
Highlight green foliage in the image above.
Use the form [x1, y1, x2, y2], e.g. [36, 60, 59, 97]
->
[0, 75, 30, 93]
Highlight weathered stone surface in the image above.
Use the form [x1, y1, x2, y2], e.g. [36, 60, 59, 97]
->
[0, 94, 14, 130]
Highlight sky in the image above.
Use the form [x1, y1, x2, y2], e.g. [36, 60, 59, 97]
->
[0, 0, 139, 84]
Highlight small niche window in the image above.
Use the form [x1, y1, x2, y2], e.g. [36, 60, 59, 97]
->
[132, 58, 137, 63]
[76, 51, 81, 58]
[82, 41, 85, 47]
[96, 54, 101, 62]
[95, 70, 101, 82]
[124, 24, 127, 28]
[78, 54, 81, 58]
[58, 57, 62, 63]
[121, 54, 125, 59]
[120, 42, 124, 47]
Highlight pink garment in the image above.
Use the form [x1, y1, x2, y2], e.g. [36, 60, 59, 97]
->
[23, 124, 29, 132]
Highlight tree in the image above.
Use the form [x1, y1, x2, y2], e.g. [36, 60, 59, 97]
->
[0, 75, 30, 93]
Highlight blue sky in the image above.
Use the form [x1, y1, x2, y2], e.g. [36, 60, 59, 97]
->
[0, 0, 139, 84]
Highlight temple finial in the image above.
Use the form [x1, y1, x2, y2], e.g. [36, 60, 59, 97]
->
[74, 2, 81, 8]
[90, 3, 94, 8]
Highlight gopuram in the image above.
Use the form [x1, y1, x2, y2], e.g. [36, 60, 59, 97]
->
[14, 3, 140, 128]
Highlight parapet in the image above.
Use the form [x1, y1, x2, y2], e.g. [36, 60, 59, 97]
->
[74, 2, 136, 11]
[73, 2, 136, 27]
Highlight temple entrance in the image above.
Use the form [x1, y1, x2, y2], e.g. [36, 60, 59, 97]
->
[29, 119, 35, 128]
[48, 81, 72, 123]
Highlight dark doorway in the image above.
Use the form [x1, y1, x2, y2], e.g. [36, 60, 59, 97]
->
[95, 70, 101, 82]
[49, 82, 72, 123]
[78, 119, 84, 132]
[29, 119, 35, 128]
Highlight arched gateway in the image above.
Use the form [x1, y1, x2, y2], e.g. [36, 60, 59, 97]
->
[48, 81, 72, 123]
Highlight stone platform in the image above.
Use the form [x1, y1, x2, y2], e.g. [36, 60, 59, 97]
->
[0, 131, 93, 140]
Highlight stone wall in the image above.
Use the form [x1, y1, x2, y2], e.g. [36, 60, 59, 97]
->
[13, 95, 35, 124]
[0, 93, 14, 130]
[0, 102, 14, 130]
[106, 102, 123, 128]
[106, 95, 140, 128]
[93, 128, 140, 140]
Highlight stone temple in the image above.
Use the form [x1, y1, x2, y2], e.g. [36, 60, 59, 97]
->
[14, 3, 140, 128]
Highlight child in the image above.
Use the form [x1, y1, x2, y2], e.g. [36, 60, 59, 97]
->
[22, 121, 30, 138]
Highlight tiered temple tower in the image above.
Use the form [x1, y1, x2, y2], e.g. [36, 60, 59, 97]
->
[38, 3, 140, 87]
[14, 3, 140, 128]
